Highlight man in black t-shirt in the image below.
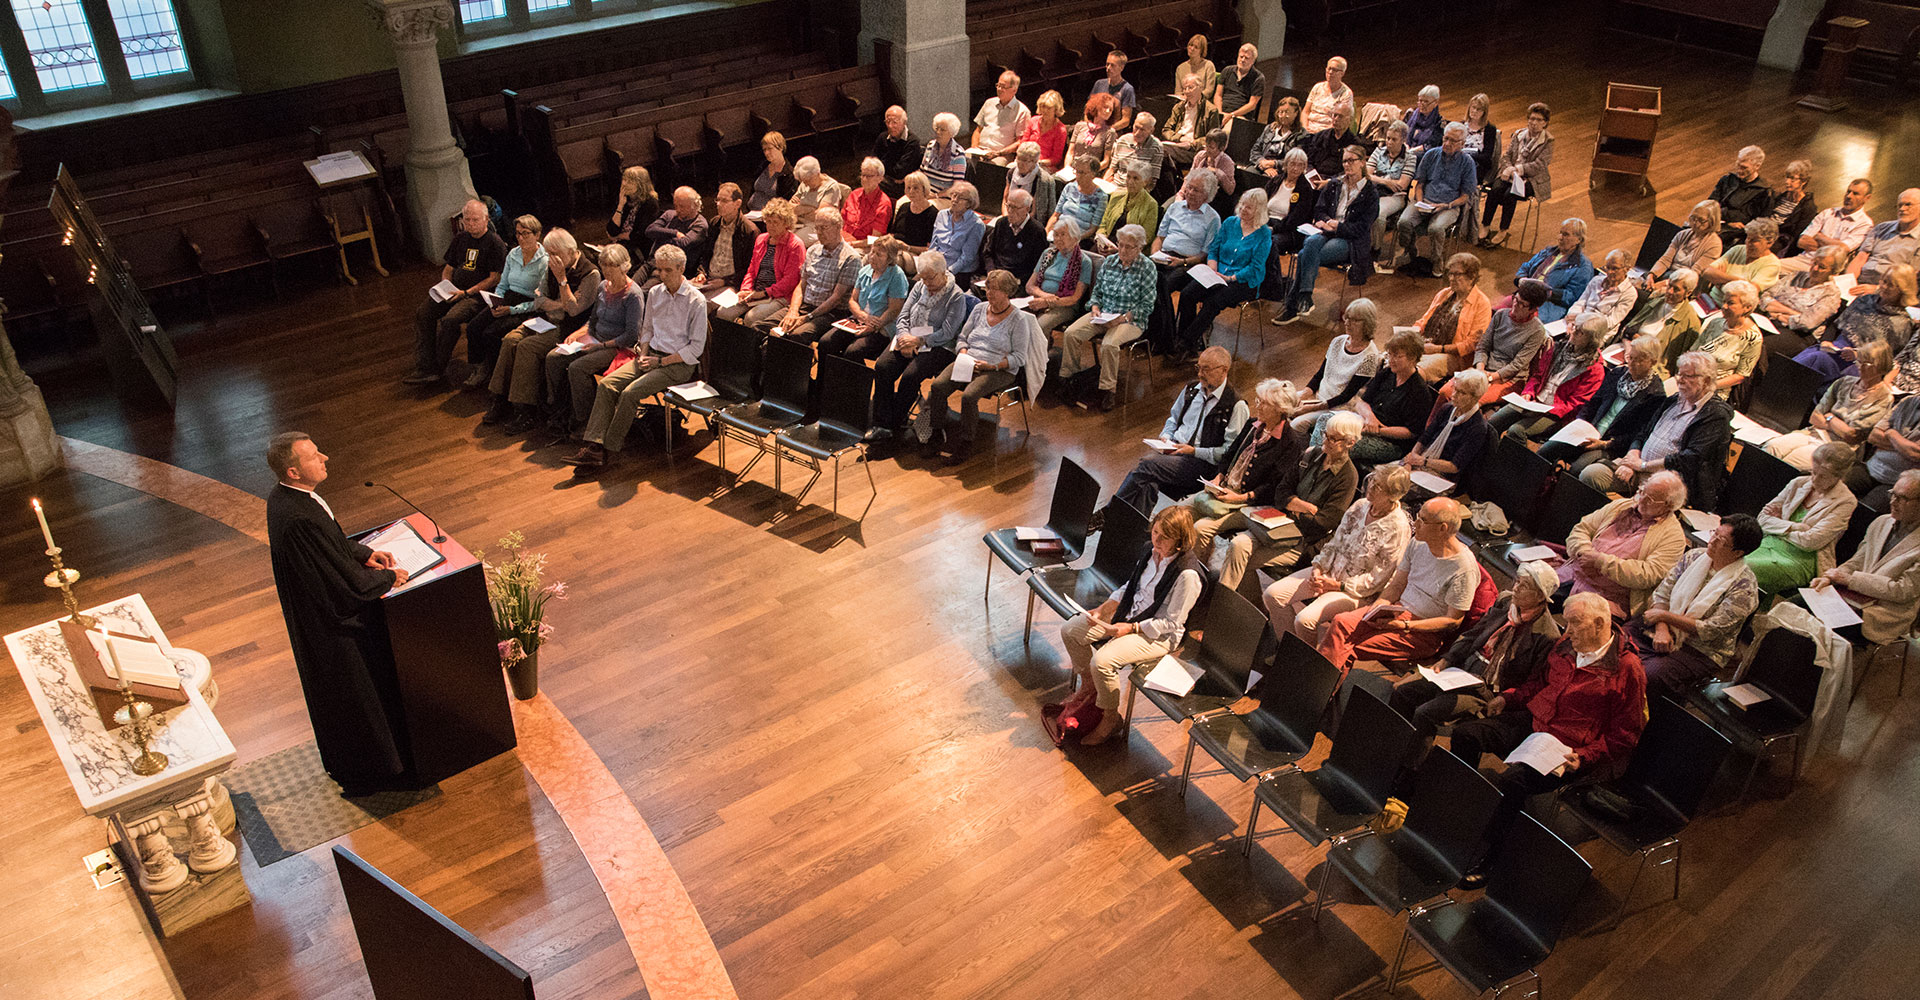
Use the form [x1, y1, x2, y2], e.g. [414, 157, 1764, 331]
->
[407, 199, 507, 386]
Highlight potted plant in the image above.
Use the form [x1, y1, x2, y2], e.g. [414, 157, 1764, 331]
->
[480, 532, 566, 700]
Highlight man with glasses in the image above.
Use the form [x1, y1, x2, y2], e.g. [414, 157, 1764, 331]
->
[1107, 346, 1246, 516]
[1565, 249, 1637, 344]
[1812, 469, 1920, 646]
[1383, 121, 1477, 278]
[1782, 177, 1873, 273]
[872, 105, 922, 194]
[407, 199, 506, 386]
[1148, 172, 1222, 352]
[973, 72, 1032, 164]
[1319, 496, 1482, 675]
[1560, 470, 1689, 618]
[1582, 351, 1734, 510]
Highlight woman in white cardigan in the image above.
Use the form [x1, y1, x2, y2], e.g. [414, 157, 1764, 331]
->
[1812, 468, 1920, 644]
[1747, 442, 1859, 597]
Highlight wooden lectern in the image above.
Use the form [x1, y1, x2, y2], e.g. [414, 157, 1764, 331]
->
[354, 513, 518, 787]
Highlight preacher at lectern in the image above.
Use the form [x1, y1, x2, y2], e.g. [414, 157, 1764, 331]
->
[265, 431, 416, 797]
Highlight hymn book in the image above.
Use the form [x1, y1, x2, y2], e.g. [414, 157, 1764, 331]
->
[428, 279, 460, 302]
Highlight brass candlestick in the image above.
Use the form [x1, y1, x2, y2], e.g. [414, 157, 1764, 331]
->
[113, 685, 168, 776]
[42, 545, 97, 630]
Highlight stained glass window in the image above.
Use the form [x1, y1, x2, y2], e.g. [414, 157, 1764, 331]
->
[457, 0, 507, 24]
[107, 0, 188, 81]
[12, 0, 105, 93]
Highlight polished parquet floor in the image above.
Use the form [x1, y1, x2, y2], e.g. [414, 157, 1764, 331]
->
[6, 8, 1920, 1000]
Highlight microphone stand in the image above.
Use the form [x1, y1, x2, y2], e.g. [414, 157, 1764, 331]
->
[363, 481, 447, 543]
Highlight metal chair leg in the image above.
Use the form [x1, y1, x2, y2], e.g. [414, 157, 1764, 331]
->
[1178, 734, 1197, 798]
[1310, 851, 1336, 924]
[1243, 796, 1262, 857]
[1023, 588, 1035, 648]
[1387, 922, 1413, 993]
[984, 550, 993, 601]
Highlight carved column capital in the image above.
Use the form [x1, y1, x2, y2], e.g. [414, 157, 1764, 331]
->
[367, 0, 454, 47]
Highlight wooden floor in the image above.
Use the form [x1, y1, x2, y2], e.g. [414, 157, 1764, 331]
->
[6, 8, 1920, 1000]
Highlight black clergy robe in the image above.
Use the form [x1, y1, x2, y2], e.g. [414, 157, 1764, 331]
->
[266, 484, 412, 792]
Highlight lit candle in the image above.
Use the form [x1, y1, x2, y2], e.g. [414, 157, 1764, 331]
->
[31, 498, 55, 552]
[99, 625, 126, 686]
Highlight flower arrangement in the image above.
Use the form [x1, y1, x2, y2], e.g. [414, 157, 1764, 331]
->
[479, 532, 567, 666]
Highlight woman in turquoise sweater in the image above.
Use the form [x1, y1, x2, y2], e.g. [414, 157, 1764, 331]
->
[1170, 188, 1272, 357]
[463, 214, 549, 388]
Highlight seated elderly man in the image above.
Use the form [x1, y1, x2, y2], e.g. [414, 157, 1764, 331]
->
[1214, 43, 1264, 121]
[1812, 469, 1920, 647]
[972, 72, 1031, 164]
[640, 187, 708, 276]
[1449, 590, 1646, 889]
[1318, 495, 1481, 676]
[1107, 113, 1164, 186]
[564, 245, 707, 470]
[1383, 122, 1477, 277]
[1058, 224, 1157, 411]
[1565, 248, 1636, 344]
[762, 207, 860, 344]
[1582, 351, 1735, 510]
[408, 198, 506, 386]
[1847, 187, 1920, 285]
[1709, 145, 1772, 243]
[790, 156, 848, 244]
[1561, 469, 1688, 617]
[1107, 346, 1247, 515]
[873, 105, 922, 192]
[1701, 219, 1782, 304]
[931, 181, 987, 282]
[1390, 560, 1562, 743]
[981, 188, 1047, 282]
[1631, 514, 1763, 693]
[1163, 73, 1220, 171]
[1619, 268, 1702, 363]
[1849, 391, 1920, 508]
[866, 251, 972, 449]
[1148, 172, 1223, 350]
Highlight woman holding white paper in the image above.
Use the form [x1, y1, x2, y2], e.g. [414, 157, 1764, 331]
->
[867, 253, 969, 447]
[1406, 369, 1492, 478]
[1631, 514, 1764, 693]
[1053, 506, 1208, 746]
[1537, 334, 1668, 475]
[1479, 103, 1552, 247]
[821, 237, 909, 361]
[1025, 218, 1096, 336]
[919, 270, 1044, 464]
[1745, 443, 1858, 598]
[1262, 452, 1409, 645]
[1765, 340, 1893, 469]
[1485, 315, 1605, 440]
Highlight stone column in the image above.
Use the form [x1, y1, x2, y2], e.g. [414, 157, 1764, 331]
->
[368, 0, 474, 263]
[1238, 0, 1288, 64]
[0, 318, 61, 487]
[1759, 0, 1826, 71]
[859, 0, 968, 142]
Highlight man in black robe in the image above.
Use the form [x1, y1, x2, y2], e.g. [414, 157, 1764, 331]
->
[264, 432, 414, 797]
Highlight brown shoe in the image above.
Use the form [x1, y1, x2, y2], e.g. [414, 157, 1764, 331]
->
[562, 443, 606, 468]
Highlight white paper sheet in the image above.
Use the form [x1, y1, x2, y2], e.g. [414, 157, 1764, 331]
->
[1297, 222, 1321, 236]
[667, 380, 718, 402]
[1723, 682, 1772, 709]
[1510, 174, 1527, 199]
[305, 150, 376, 186]
[428, 279, 460, 302]
[1409, 470, 1455, 494]
[952, 352, 977, 381]
[1500, 392, 1554, 414]
[1418, 665, 1484, 692]
[1679, 508, 1721, 533]
[1009, 295, 1034, 309]
[1413, 200, 1440, 213]
[1093, 178, 1119, 194]
[1509, 544, 1558, 562]
[361, 521, 445, 578]
[1504, 731, 1575, 775]
[1730, 411, 1779, 446]
[1186, 263, 1226, 288]
[1015, 525, 1060, 542]
[1089, 310, 1123, 324]
[1831, 273, 1857, 298]
[1054, 166, 1076, 182]
[1542, 318, 1568, 337]
[1149, 250, 1176, 265]
[1800, 585, 1864, 628]
[1142, 655, 1204, 696]
[523, 316, 557, 334]
[1547, 418, 1601, 447]
[709, 287, 740, 308]
[1143, 437, 1178, 453]
[964, 146, 992, 157]
[550, 338, 584, 355]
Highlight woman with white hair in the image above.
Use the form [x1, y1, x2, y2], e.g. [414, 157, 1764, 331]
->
[1025, 217, 1096, 336]
[1702, 218, 1782, 305]
[1403, 84, 1444, 150]
[1294, 298, 1384, 433]
[1264, 450, 1410, 645]
[1004, 140, 1059, 223]
[842, 156, 895, 244]
[1692, 278, 1764, 397]
[920, 111, 967, 194]
[866, 250, 970, 446]
[1264, 148, 1320, 260]
[1057, 224, 1156, 410]
[1537, 334, 1669, 476]
[1408, 368, 1493, 475]
[1169, 187, 1271, 358]
[1646, 200, 1724, 292]
[1758, 158, 1818, 251]
[1619, 267, 1701, 369]
[790, 155, 847, 244]
[1189, 377, 1304, 540]
[1209, 382, 1363, 594]
[1759, 244, 1847, 352]
[1303, 56, 1353, 133]
[1747, 442, 1860, 597]
[1767, 340, 1893, 469]
[1093, 163, 1159, 252]
[930, 181, 986, 279]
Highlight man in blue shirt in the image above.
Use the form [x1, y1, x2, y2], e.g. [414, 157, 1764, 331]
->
[1385, 122, 1477, 277]
[1090, 50, 1137, 130]
[1148, 172, 1222, 352]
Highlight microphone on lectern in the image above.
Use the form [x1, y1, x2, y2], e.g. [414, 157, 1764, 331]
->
[363, 481, 446, 544]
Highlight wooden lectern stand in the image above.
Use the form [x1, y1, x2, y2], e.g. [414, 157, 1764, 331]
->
[355, 513, 517, 787]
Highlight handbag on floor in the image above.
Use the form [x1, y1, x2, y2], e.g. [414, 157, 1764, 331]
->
[1041, 700, 1104, 747]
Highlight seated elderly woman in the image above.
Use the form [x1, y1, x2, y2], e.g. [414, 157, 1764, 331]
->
[1198, 385, 1361, 596]
[1026, 217, 1096, 338]
[1092, 163, 1159, 253]
[1506, 218, 1595, 324]
[918, 269, 1045, 464]
[866, 251, 971, 447]
[1389, 560, 1562, 743]
[1263, 430, 1407, 643]
[1407, 368, 1493, 478]
[1408, 252, 1491, 380]
[820, 236, 909, 360]
[1319, 496, 1484, 676]
[463, 213, 548, 390]
[1537, 334, 1670, 476]
[1565, 249, 1636, 345]
[1253, 96, 1305, 178]
[1644, 200, 1723, 293]
[919, 112, 968, 195]
[1402, 84, 1445, 151]
[484, 229, 604, 430]
[1187, 127, 1238, 200]
[1366, 120, 1418, 246]
[1188, 377, 1305, 540]
[1487, 315, 1605, 440]
[1050, 154, 1111, 241]
[1757, 245, 1847, 354]
[1479, 102, 1553, 247]
[1797, 263, 1919, 385]
[888, 171, 939, 254]
[1069, 93, 1122, 174]
[1811, 468, 1920, 648]
[1005, 141, 1060, 225]
[841, 157, 895, 245]
[1334, 329, 1436, 466]
[1559, 469, 1689, 618]
[1263, 148, 1321, 266]
[1058, 224, 1156, 411]
[1746, 443, 1859, 599]
[1767, 341, 1894, 470]
[1294, 298, 1384, 433]
[1018, 90, 1071, 171]
[1701, 219, 1782, 304]
[1758, 158, 1819, 253]
[930, 181, 986, 281]
[1161, 73, 1219, 172]
[1303, 56, 1354, 133]
[716, 198, 803, 324]
[790, 156, 847, 244]
[1051, 506, 1208, 746]
[1631, 513, 1764, 694]
[1693, 278, 1765, 398]
[1170, 188, 1271, 358]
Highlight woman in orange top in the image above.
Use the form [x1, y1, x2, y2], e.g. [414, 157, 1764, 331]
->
[1412, 252, 1492, 381]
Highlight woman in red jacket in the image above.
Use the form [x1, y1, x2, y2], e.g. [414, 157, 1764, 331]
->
[716, 198, 804, 325]
[1485, 313, 1605, 441]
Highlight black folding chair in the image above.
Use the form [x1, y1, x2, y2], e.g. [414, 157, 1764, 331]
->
[773, 355, 877, 518]
[982, 456, 1100, 598]
[1553, 696, 1732, 927]
[1311, 747, 1503, 924]
[1717, 444, 1799, 518]
[1243, 685, 1418, 856]
[1463, 434, 1554, 536]
[1024, 499, 1151, 644]
[1124, 587, 1268, 727]
[1178, 632, 1342, 797]
[1744, 352, 1823, 434]
[715, 334, 813, 491]
[1631, 216, 1684, 274]
[1388, 812, 1592, 999]
[1685, 626, 1821, 800]
[668, 317, 762, 431]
